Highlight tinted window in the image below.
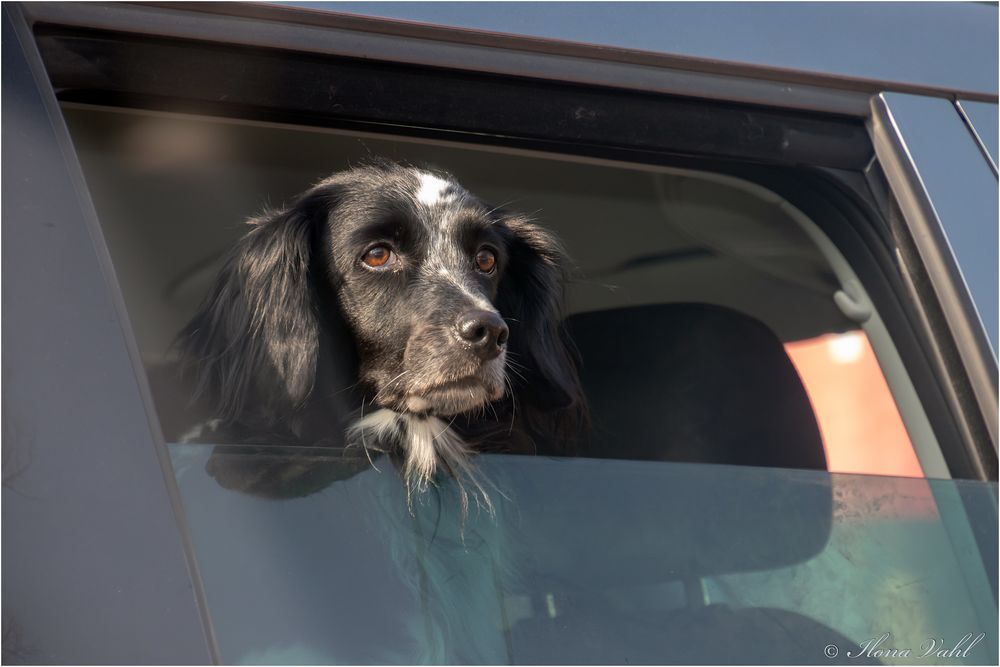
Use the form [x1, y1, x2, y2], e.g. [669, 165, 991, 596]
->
[170, 445, 998, 664]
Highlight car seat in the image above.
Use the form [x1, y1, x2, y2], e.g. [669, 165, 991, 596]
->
[504, 303, 875, 664]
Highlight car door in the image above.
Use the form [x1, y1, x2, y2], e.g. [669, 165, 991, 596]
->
[3, 3, 996, 664]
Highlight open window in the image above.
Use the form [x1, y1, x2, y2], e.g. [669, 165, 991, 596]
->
[63, 102, 940, 480]
[36, 13, 997, 665]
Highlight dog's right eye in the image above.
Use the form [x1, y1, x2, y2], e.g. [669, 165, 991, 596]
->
[361, 244, 398, 270]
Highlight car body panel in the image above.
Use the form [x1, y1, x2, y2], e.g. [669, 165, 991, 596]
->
[879, 93, 998, 356]
[276, 1, 999, 96]
[868, 93, 998, 465]
[1, 7, 217, 663]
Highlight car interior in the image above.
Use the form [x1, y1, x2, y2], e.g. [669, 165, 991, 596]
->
[63, 103, 938, 471]
[507, 302, 855, 663]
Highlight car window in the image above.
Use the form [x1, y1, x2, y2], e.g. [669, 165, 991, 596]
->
[60, 99, 996, 664]
[169, 444, 997, 665]
[64, 105, 938, 479]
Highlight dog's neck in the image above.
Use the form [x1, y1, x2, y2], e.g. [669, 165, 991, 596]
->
[348, 409, 491, 512]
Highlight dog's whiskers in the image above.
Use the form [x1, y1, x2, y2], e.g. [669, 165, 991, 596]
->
[503, 361, 529, 384]
[301, 378, 364, 406]
[502, 374, 518, 436]
[483, 198, 521, 219]
[372, 369, 412, 404]
[356, 397, 383, 473]
[485, 399, 501, 423]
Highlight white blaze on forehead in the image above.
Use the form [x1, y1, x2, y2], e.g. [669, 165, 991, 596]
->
[415, 172, 455, 207]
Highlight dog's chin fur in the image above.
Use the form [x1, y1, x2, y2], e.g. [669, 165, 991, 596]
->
[401, 377, 505, 416]
[347, 409, 493, 515]
[360, 372, 504, 513]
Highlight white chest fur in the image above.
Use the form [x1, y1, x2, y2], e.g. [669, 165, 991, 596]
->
[347, 408, 492, 513]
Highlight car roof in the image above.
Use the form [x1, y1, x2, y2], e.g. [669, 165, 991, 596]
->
[269, 1, 999, 97]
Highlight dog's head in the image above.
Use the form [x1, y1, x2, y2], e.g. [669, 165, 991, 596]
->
[179, 161, 582, 437]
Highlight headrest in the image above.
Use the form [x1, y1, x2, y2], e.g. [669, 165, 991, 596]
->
[506, 303, 832, 585]
[566, 303, 827, 471]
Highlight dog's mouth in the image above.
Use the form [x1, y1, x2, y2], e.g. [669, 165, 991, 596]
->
[404, 376, 504, 416]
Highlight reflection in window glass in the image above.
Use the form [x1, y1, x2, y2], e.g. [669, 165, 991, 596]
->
[170, 447, 997, 665]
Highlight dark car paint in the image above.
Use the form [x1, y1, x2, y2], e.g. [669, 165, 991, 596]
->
[282, 1, 999, 96]
[2, 10, 217, 664]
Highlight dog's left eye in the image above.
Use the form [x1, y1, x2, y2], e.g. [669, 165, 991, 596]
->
[475, 248, 497, 274]
[361, 244, 398, 270]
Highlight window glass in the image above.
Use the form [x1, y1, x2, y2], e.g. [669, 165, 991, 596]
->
[170, 445, 997, 665]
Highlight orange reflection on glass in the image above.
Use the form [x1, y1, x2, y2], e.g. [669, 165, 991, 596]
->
[785, 331, 924, 479]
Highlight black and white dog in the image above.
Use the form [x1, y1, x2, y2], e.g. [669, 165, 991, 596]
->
[176, 161, 588, 662]
[178, 160, 585, 508]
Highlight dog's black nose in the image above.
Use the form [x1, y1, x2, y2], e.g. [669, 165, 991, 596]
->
[457, 310, 509, 360]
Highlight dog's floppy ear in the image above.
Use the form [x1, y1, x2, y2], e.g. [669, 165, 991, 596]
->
[178, 184, 340, 427]
[496, 213, 585, 424]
